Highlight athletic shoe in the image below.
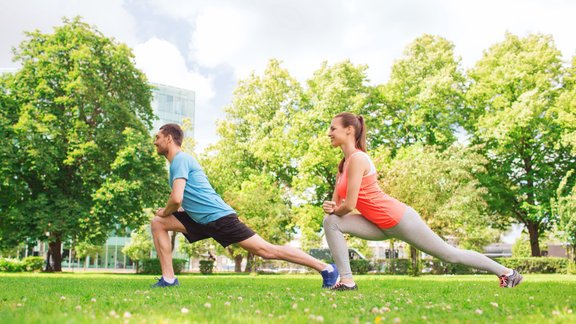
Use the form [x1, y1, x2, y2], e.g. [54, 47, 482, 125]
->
[151, 277, 180, 288]
[330, 281, 358, 291]
[499, 270, 523, 288]
[321, 264, 339, 288]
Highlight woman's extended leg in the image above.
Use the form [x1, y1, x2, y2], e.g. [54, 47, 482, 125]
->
[385, 207, 509, 276]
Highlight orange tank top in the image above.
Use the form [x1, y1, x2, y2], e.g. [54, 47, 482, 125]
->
[335, 151, 406, 229]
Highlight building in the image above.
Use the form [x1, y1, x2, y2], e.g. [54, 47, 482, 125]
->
[150, 82, 195, 137]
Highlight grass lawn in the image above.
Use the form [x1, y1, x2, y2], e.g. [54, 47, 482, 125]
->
[0, 272, 574, 323]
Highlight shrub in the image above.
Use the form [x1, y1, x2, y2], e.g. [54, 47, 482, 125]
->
[0, 258, 24, 272]
[139, 258, 187, 275]
[199, 260, 214, 274]
[493, 257, 569, 274]
[372, 259, 410, 274]
[350, 259, 371, 274]
[22, 256, 44, 272]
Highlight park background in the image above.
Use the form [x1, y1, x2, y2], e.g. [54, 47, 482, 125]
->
[1, 0, 575, 276]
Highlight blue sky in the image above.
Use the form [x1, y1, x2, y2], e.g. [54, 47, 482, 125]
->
[1, 0, 575, 153]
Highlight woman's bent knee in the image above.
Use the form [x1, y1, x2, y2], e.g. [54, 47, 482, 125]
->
[323, 214, 340, 230]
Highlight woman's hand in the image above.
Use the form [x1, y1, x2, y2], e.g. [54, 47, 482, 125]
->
[323, 201, 337, 214]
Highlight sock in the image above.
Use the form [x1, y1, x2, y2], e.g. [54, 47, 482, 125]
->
[164, 277, 176, 284]
[505, 269, 514, 276]
[322, 264, 334, 272]
[342, 282, 356, 287]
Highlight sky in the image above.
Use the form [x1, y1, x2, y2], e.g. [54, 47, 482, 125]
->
[1, 0, 575, 154]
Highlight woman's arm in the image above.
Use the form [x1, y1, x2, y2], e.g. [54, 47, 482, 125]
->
[332, 155, 369, 216]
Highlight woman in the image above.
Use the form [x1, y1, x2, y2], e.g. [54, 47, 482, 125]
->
[322, 112, 522, 290]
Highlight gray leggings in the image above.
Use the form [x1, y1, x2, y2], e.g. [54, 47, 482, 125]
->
[323, 207, 508, 279]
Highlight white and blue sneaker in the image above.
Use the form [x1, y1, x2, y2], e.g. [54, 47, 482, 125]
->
[321, 264, 339, 288]
[151, 277, 180, 288]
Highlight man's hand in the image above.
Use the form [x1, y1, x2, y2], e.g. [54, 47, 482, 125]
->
[322, 201, 336, 214]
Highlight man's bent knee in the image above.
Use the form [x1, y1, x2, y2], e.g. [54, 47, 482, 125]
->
[151, 216, 166, 233]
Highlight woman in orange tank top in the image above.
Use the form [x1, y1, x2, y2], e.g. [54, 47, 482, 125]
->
[323, 112, 522, 290]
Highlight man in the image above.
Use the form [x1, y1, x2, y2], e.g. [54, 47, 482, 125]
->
[151, 123, 339, 288]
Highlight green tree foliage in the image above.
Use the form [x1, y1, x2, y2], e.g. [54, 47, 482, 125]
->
[512, 235, 532, 258]
[376, 144, 500, 251]
[555, 171, 576, 258]
[0, 17, 166, 271]
[465, 33, 575, 256]
[122, 225, 153, 273]
[375, 35, 466, 154]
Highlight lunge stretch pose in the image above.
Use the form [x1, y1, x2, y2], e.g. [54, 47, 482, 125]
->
[150, 123, 338, 288]
[322, 112, 523, 290]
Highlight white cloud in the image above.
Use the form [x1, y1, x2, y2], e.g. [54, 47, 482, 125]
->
[133, 38, 215, 107]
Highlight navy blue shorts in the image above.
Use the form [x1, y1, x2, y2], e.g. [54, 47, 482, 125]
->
[173, 212, 256, 247]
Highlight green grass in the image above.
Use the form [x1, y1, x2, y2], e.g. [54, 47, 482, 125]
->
[0, 273, 574, 323]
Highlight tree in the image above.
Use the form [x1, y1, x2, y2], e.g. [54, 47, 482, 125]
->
[374, 34, 466, 155]
[1, 17, 167, 271]
[465, 33, 575, 256]
[552, 55, 576, 261]
[375, 144, 501, 251]
[224, 174, 292, 272]
[122, 225, 153, 273]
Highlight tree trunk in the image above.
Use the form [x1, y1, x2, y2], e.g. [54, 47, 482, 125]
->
[526, 221, 541, 256]
[44, 249, 53, 272]
[410, 245, 420, 277]
[390, 239, 395, 275]
[135, 261, 140, 274]
[48, 238, 63, 272]
[234, 254, 243, 273]
[170, 232, 177, 252]
[245, 252, 255, 273]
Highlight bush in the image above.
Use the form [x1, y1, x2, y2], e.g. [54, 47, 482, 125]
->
[424, 259, 480, 275]
[0, 258, 24, 272]
[199, 260, 214, 274]
[493, 257, 569, 274]
[139, 258, 187, 275]
[22, 256, 44, 272]
[372, 259, 410, 274]
[350, 259, 371, 274]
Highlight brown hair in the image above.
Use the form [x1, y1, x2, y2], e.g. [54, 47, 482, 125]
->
[335, 112, 367, 173]
[159, 123, 184, 146]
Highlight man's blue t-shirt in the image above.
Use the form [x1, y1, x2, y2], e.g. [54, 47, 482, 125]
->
[169, 151, 235, 224]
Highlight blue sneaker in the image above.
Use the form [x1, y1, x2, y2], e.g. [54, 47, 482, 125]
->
[151, 277, 180, 288]
[321, 264, 339, 288]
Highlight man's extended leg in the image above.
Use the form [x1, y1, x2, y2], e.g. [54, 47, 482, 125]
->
[150, 215, 188, 280]
[238, 234, 328, 272]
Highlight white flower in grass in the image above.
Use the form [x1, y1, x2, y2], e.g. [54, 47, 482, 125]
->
[393, 318, 401, 323]
[421, 316, 427, 320]
[380, 307, 391, 313]
[316, 315, 324, 322]
[371, 307, 380, 314]
[109, 310, 117, 317]
[91, 298, 97, 303]
[237, 296, 243, 301]
[204, 303, 211, 308]
[224, 302, 231, 307]
[292, 303, 298, 309]
[75, 305, 81, 311]
[268, 314, 273, 318]
[490, 302, 499, 308]
[304, 308, 309, 313]
[16, 303, 23, 307]
[332, 304, 337, 308]
[475, 309, 483, 315]
[567, 309, 573, 314]
[207, 295, 212, 299]
[181, 308, 189, 314]
[255, 310, 261, 315]
[123, 312, 132, 318]
[406, 299, 413, 304]
[552, 310, 561, 316]
[529, 296, 534, 300]
[60, 296, 66, 301]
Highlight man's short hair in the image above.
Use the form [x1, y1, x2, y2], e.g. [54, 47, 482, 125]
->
[159, 123, 183, 146]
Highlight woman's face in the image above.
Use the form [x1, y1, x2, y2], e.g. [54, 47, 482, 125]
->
[328, 117, 350, 147]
